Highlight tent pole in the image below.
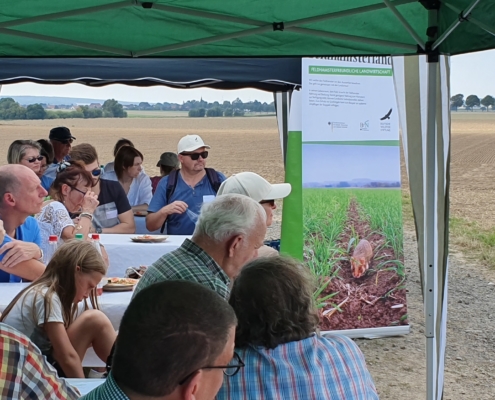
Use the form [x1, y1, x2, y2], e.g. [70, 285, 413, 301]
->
[432, 0, 481, 50]
[443, 1, 495, 37]
[425, 58, 437, 400]
[382, 0, 425, 49]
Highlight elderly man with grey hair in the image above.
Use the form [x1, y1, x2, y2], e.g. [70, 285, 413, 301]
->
[134, 193, 267, 299]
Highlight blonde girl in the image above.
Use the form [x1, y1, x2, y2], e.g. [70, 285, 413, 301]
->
[1, 240, 116, 378]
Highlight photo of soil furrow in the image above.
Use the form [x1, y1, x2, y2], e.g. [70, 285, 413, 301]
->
[318, 196, 407, 331]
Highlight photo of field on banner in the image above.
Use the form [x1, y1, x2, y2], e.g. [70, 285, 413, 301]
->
[301, 58, 408, 335]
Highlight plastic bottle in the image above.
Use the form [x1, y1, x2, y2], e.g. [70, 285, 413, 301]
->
[91, 233, 103, 257]
[43, 235, 59, 264]
[75, 233, 84, 240]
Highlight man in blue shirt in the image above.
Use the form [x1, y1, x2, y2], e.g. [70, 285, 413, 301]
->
[0, 165, 46, 282]
[146, 135, 226, 235]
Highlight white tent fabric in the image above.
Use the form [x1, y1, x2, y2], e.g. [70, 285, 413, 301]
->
[392, 55, 451, 400]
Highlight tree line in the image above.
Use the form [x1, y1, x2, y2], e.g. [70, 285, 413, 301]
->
[0, 98, 127, 120]
[450, 94, 495, 111]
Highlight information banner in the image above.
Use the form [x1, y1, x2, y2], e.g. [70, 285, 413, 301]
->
[301, 58, 408, 333]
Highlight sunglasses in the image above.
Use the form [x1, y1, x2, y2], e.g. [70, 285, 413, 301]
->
[61, 139, 73, 145]
[25, 156, 43, 163]
[91, 167, 103, 177]
[260, 199, 275, 206]
[181, 151, 208, 160]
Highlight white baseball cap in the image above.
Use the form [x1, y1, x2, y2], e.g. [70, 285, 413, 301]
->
[218, 172, 292, 202]
[177, 134, 211, 153]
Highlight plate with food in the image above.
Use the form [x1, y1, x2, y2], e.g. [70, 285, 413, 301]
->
[130, 235, 168, 243]
[102, 277, 139, 292]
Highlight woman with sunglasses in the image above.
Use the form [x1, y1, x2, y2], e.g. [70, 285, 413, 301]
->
[36, 162, 99, 258]
[7, 139, 43, 175]
[69, 143, 135, 234]
[217, 256, 379, 400]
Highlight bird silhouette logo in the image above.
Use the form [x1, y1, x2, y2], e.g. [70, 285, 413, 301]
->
[380, 108, 393, 120]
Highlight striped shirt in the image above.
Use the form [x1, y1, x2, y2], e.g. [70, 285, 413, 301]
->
[134, 238, 230, 300]
[217, 334, 379, 400]
[0, 323, 80, 400]
[80, 372, 128, 399]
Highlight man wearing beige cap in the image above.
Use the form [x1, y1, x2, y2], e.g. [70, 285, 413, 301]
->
[217, 172, 291, 227]
[146, 135, 226, 235]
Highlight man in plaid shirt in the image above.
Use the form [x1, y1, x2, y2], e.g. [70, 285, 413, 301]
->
[134, 193, 267, 300]
[0, 322, 80, 399]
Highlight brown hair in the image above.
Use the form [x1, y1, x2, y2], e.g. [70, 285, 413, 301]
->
[113, 138, 134, 157]
[69, 143, 99, 165]
[114, 146, 143, 180]
[0, 240, 107, 328]
[49, 161, 94, 201]
[37, 139, 55, 164]
[113, 281, 237, 397]
[229, 256, 319, 349]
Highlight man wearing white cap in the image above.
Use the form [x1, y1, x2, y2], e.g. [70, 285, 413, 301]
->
[217, 172, 291, 227]
[146, 135, 226, 235]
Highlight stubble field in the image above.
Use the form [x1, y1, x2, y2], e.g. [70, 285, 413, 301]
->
[1, 113, 495, 399]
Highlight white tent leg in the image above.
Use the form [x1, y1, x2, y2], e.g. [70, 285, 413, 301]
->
[425, 59, 437, 400]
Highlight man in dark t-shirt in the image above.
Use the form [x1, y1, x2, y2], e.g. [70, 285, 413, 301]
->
[93, 179, 133, 231]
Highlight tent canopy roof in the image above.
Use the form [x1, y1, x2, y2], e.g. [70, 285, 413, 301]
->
[0, 58, 301, 91]
[0, 0, 494, 58]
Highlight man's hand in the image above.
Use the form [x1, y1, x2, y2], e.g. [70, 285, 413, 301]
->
[162, 201, 188, 216]
[0, 240, 42, 268]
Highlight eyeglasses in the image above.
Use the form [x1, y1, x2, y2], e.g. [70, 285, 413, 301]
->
[181, 151, 209, 160]
[260, 199, 275, 206]
[70, 186, 87, 196]
[178, 351, 245, 385]
[91, 167, 103, 177]
[24, 156, 43, 163]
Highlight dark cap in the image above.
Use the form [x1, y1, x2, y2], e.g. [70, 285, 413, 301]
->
[49, 126, 76, 142]
[156, 152, 179, 167]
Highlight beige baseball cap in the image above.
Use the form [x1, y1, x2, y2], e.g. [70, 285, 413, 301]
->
[218, 172, 292, 202]
[177, 134, 211, 153]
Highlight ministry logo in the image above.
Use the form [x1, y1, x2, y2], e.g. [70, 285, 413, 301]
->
[360, 120, 369, 131]
[328, 121, 348, 132]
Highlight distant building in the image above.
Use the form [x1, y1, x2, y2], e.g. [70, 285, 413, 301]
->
[89, 103, 102, 109]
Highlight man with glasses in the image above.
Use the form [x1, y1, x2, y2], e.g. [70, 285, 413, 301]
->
[146, 134, 226, 235]
[81, 280, 241, 400]
[43, 126, 76, 183]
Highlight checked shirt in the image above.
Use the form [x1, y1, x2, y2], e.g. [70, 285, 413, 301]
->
[134, 238, 230, 300]
[216, 334, 379, 400]
[0, 323, 80, 400]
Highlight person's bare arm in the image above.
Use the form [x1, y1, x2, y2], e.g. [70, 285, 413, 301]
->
[131, 204, 149, 213]
[44, 322, 85, 378]
[102, 210, 136, 234]
[146, 201, 188, 232]
[0, 258, 45, 281]
[0, 241, 42, 268]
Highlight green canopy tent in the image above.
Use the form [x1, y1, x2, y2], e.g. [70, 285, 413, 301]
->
[1, 2, 495, 399]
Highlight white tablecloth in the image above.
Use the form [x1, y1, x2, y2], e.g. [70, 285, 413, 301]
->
[134, 215, 161, 235]
[0, 283, 132, 367]
[66, 379, 104, 395]
[100, 234, 190, 277]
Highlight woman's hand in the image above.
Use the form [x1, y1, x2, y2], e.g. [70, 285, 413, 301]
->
[81, 191, 99, 214]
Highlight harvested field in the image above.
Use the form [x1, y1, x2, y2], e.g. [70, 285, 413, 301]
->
[1, 114, 495, 398]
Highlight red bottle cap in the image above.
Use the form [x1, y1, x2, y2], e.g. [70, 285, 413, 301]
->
[92, 234, 100, 240]
[49, 235, 58, 242]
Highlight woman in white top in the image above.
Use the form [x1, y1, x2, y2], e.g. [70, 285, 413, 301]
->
[1, 240, 116, 378]
[103, 145, 152, 212]
[36, 161, 99, 257]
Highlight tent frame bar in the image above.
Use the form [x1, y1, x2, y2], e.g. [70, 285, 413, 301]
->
[382, 0, 425, 50]
[432, 0, 481, 50]
[443, 1, 495, 37]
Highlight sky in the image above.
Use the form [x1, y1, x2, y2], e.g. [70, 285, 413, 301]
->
[303, 144, 401, 184]
[0, 49, 493, 103]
